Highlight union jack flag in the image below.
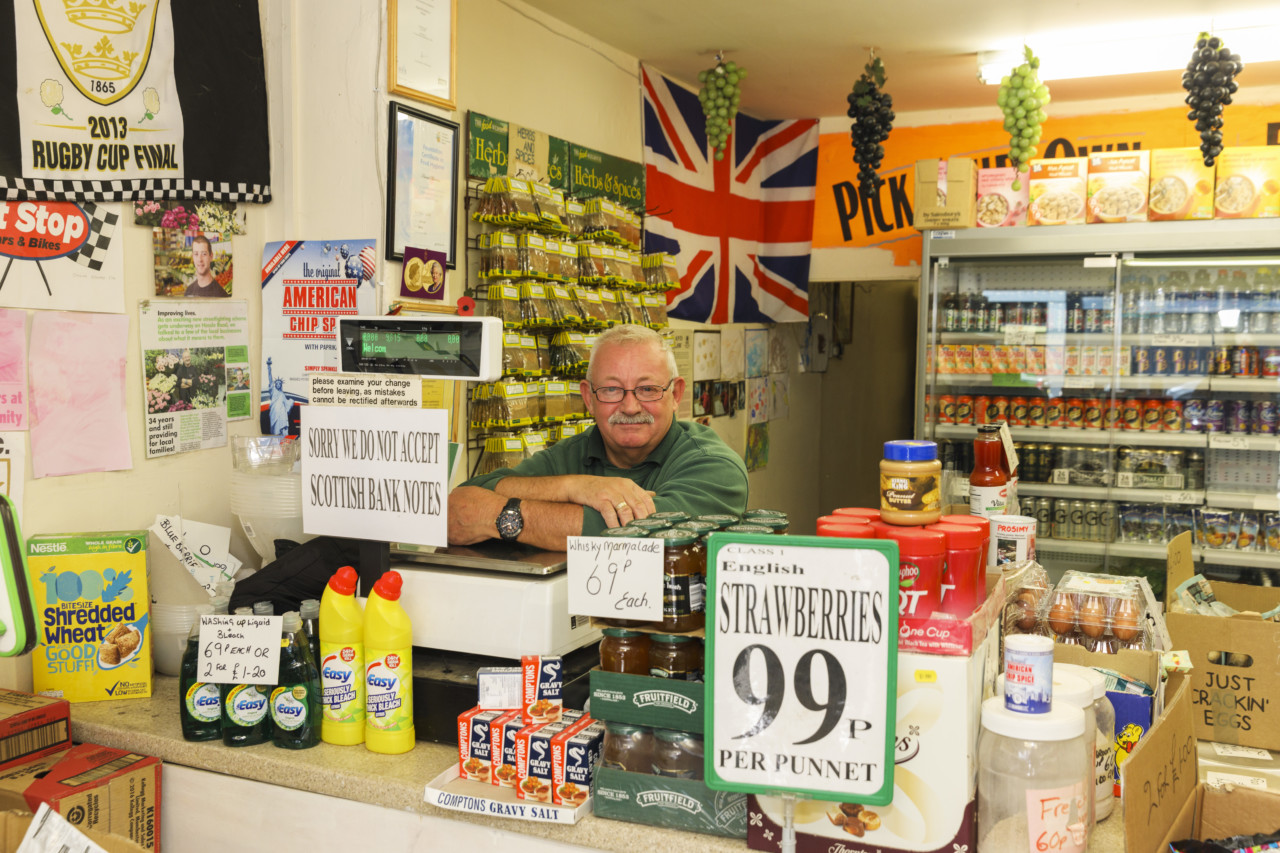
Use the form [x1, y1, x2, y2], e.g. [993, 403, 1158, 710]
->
[641, 64, 818, 325]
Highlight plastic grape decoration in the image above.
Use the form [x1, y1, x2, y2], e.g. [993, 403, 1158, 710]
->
[997, 46, 1050, 190]
[1182, 32, 1243, 167]
[697, 59, 746, 161]
[847, 55, 894, 194]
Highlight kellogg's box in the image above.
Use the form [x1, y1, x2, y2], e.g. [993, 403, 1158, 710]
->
[27, 532, 151, 703]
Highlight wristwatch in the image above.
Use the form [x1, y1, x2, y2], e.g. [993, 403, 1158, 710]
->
[496, 498, 524, 541]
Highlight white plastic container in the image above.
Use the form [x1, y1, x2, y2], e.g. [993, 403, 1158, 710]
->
[978, 698, 1090, 852]
[1003, 633, 1054, 713]
[1056, 663, 1117, 821]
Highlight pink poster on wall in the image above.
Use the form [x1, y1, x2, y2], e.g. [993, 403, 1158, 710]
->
[0, 309, 27, 430]
[29, 312, 132, 478]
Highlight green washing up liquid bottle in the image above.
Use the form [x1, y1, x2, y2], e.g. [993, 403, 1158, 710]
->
[178, 601, 219, 741]
[271, 611, 321, 749]
[221, 606, 271, 746]
[299, 598, 321, 670]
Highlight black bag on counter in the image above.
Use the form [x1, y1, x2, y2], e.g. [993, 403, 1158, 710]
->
[228, 536, 367, 615]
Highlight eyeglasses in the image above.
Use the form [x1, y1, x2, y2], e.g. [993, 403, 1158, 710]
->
[590, 379, 674, 403]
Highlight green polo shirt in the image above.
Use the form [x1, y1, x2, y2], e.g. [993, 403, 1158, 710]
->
[463, 418, 748, 536]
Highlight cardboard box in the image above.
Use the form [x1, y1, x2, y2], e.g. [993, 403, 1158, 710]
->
[0, 690, 71, 773]
[1087, 151, 1150, 223]
[588, 669, 704, 733]
[0, 808, 149, 853]
[0, 745, 160, 850]
[749, 600, 1001, 852]
[914, 158, 976, 230]
[1165, 531, 1280, 750]
[975, 167, 1028, 227]
[1028, 157, 1088, 225]
[1149, 148, 1215, 220]
[591, 766, 747, 838]
[1124, 678, 1280, 852]
[27, 532, 151, 704]
[1214, 147, 1280, 218]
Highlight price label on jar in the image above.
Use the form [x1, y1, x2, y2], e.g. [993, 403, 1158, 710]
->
[705, 533, 898, 804]
[197, 614, 282, 684]
[566, 536, 663, 621]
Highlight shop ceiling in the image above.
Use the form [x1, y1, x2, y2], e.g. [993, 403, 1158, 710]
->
[519, 0, 1280, 118]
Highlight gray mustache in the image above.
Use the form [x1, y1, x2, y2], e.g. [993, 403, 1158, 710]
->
[609, 411, 655, 425]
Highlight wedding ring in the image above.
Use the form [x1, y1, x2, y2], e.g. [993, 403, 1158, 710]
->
[616, 502, 629, 511]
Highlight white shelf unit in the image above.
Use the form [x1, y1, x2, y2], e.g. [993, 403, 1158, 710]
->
[931, 424, 1207, 447]
[1018, 483, 1203, 504]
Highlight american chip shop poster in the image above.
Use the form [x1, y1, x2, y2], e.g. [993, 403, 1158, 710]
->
[0, 200, 123, 313]
[139, 299, 249, 458]
[259, 240, 377, 437]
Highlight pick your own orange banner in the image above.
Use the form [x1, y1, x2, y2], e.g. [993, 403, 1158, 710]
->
[814, 103, 1280, 266]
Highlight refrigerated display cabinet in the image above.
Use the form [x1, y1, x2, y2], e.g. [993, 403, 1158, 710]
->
[915, 220, 1280, 588]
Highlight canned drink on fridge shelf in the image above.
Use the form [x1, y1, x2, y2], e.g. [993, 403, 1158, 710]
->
[1006, 303, 1025, 326]
[1069, 500, 1087, 541]
[1121, 398, 1144, 430]
[1212, 346, 1232, 376]
[1028, 303, 1046, 327]
[1104, 399, 1123, 430]
[1034, 497, 1053, 538]
[1170, 347, 1187, 376]
[955, 395, 975, 425]
[1185, 451, 1205, 490]
[1262, 348, 1280, 377]
[1255, 400, 1278, 435]
[936, 395, 955, 425]
[1141, 399, 1164, 431]
[1100, 501, 1118, 543]
[1186, 346, 1206, 376]
[1052, 499, 1071, 540]
[1205, 398, 1226, 433]
[975, 395, 993, 424]
[1152, 346, 1169, 375]
[1009, 397, 1028, 426]
[1027, 397, 1046, 427]
[1045, 397, 1065, 427]
[1084, 501, 1103, 542]
[1063, 398, 1084, 429]
[1027, 344, 1046, 373]
[1133, 346, 1151, 375]
[1232, 346, 1259, 377]
[1083, 398, 1104, 429]
[1227, 399, 1251, 434]
[1163, 399, 1185, 432]
[991, 396, 1010, 424]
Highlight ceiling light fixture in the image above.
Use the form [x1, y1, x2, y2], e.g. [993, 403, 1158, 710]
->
[977, 23, 1280, 85]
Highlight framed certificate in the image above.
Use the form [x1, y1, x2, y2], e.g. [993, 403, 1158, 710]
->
[386, 102, 460, 267]
[388, 0, 456, 111]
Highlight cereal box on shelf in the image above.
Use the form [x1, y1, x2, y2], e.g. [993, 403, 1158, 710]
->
[1149, 148, 1215, 220]
[1027, 157, 1088, 226]
[1214, 147, 1280, 219]
[975, 166, 1028, 227]
[1087, 151, 1150, 223]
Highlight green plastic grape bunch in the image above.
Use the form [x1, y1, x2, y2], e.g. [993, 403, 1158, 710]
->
[997, 46, 1050, 190]
[698, 59, 747, 161]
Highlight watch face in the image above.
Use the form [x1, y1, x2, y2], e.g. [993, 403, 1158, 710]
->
[497, 502, 523, 540]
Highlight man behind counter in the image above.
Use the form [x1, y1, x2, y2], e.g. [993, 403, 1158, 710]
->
[448, 325, 748, 551]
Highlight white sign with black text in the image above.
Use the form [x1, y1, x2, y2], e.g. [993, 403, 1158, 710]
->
[300, 405, 449, 547]
[706, 535, 899, 804]
[197, 614, 282, 685]
[566, 535, 664, 621]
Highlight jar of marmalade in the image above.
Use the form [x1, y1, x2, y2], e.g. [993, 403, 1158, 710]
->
[652, 729, 704, 779]
[629, 517, 672, 533]
[695, 514, 738, 529]
[649, 529, 705, 632]
[748, 515, 790, 534]
[744, 508, 787, 521]
[648, 634, 702, 680]
[600, 628, 651, 673]
[674, 520, 717, 538]
[649, 510, 691, 524]
[722, 523, 771, 535]
[601, 722, 653, 773]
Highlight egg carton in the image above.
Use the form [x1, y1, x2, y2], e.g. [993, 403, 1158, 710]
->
[1042, 571, 1151, 653]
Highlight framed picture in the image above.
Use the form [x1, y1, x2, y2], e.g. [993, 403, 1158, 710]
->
[386, 102, 460, 266]
[387, 0, 456, 111]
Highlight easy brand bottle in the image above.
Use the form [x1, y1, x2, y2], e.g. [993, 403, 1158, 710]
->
[178, 602, 219, 741]
[221, 606, 272, 747]
[320, 566, 365, 745]
[299, 598, 321, 669]
[364, 570, 415, 754]
[271, 611, 321, 749]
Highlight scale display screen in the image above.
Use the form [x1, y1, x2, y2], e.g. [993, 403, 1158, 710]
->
[339, 316, 501, 380]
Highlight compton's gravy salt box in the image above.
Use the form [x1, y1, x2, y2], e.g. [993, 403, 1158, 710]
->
[27, 531, 151, 703]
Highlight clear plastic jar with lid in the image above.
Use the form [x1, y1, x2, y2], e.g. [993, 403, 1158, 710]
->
[652, 729, 704, 779]
[978, 699, 1090, 853]
[601, 723, 652, 773]
[599, 628, 650, 673]
[649, 529, 705, 632]
[880, 439, 942, 525]
[648, 634, 702, 680]
[1056, 663, 1116, 822]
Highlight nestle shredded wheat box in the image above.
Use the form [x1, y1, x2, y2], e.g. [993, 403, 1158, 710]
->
[27, 532, 152, 703]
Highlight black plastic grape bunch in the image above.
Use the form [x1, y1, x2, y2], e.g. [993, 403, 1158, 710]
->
[848, 54, 894, 194]
[1183, 32, 1244, 167]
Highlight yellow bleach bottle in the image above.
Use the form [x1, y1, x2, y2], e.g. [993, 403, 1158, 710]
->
[364, 570, 415, 754]
[319, 566, 365, 745]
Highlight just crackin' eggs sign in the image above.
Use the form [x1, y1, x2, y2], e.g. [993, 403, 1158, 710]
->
[813, 102, 1280, 267]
